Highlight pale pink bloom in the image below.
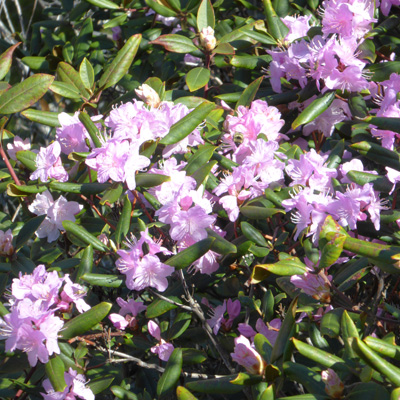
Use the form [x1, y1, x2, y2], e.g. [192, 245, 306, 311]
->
[230, 335, 265, 375]
[381, 0, 400, 15]
[30, 141, 68, 182]
[28, 191, 83, 243]
[291, 269, 332, 303]
[42, 367, 94, 400]
[124, 145, 151, 190]
[206, 300, 226, 335]
[321, 368, 344, 398]
[0, 229, 13, 256]
[282, 15, 312, 42]
[59, 276, 90, 313]
[256, 318, 282, 346]
[325, 65, 369, 92]
[386, 167, 400, 194]
[7, 136, 31, 161]
[148, 321, 174, 361]
[109, 297, 146, 330]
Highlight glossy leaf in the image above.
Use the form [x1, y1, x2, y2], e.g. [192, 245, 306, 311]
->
[80, 273, 123, 288]
[21, 109, 61, 127]
[50, 81, 81, 99]
[263, 0, 289, 40]
[79, 111, 102, 148]
[60, 302, 112, 339]
[341, 310, 360, 359]
[49, 181, 111, 195]
[270, 297, 297, 363]
[184, 144, 216, 175]
[160, 102, 215, 145]
[146, 296, 182, 318]
[186, 67, 210, 92]
[99, 34, 141, 90]
[320, 308, 343, 338]
[197, 0, 214, 31]
[16, 150, 37, 171]
[151, 34, 198, 53]
[185, 375, 245, 394]
[111, 386, 139, 399]
[365, 61, 400, 82]
[115, 194, 132, 245]
[346, 171, 393, 193]
[145, 0, 178, 17]
[292, 91, 336, 130]
[45, 356, 66, 392]
[251, 258, 307, 284]
[16, 215, 46, 250]
[75, 245, 94, 283]
[164, 237, 215, 269]
[364, 336, 400, 361]
[241, 221, 268, 247]
[236, 76, 263, 108]
[0, 74, 54, 114]
[135, 173, 170, 187]
[0, 42, 21, 81]
[206, 228, 237, 254]
[56, 62, 91, 99]
[7, 183, 47, 197]
[79, 58, 95, 91]
[177, 386, 198, 400]
[283, 362, 326, 396]
[84, 0, 119, 9]
[62, 220, 109, 252]
[351, 338, 400, 386]
[157, 348, 183, 398]
[254, 333, 273, 364]
[240, 206, 284, 219]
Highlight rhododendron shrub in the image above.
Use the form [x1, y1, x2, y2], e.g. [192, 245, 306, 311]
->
[1, 0, 400, 399]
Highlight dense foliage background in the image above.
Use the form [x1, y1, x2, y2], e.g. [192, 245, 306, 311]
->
[1, 0, 400, 399]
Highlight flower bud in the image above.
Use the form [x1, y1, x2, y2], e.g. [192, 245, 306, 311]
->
[135, 84, 161, 108]
[0, 229, 13, 256]
[321, 368, 344, 399]
[199, 27, 217, 51]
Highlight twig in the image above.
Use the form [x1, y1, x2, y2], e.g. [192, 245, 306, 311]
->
[178, 270, 235, 373]
[148, 289, 193, 312]
[13, 0, 26, 38]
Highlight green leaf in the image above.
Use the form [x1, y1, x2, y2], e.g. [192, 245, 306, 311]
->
[341, 310, 360, 359]
[88, 376, 115, 395]
[16, 150, 37, 171]
[191, 160, 217, 189]
[62, 220, 109, 252]
[60, 302, 112, 339]
[56, 62, 91, 99]
[135, 173, 170, 188]
[150, 34, 198, 53]
[84, 0, 119, 8]
[240, 206, 284, 219]
[182, 348, 207, 365]
[283, 362, 326, 396]
[99, 34, 141, 90]
[50, 81, 82, 99]
[348, 382, 390, 400]
[75, 245, 94, 283]
[146, 296, 182, 318]
[197, 0, 215, 31]
[115, 194, 132, 245]
[184, 144, 216, 175]
[164, 237, 215, 269]
[351, 338, 400, 386]
[292, 91, 335, 130]
[49, 181, 111, 195]
[367, 116, 400, 134]
[185, 375, 246, 394]
[351, 141, 400, 171]
[0, 74, 54, 115]
[254, 333, 273, 364]
[81, 273, 123, 287]
[270, 297, 297, 364]
[177, 386, 198, 400]
[160, 102, 215, 145]
[21, 109, 61, 127]
[318, 232, 346, 270]
[241, 221, 268, 247]
[0, 42, 20, 81]
[293, 338, 349, 372]
[365, 61, 400, 82]
[111, 386, 139, 399]
[348, 93, 368, 119]
[230, 373, 263, 385]
[346, 170, 392, 193]
[213, 42, 235, 55]
[239, 29, 277, 45]
[157, 348, 183, 398]
[186, 67, 210, 92]
[206, 228, 237, 254]
[45, 356, 66, 392]
[262, 0, 289, 40]
[364, 336, 400, 361]
[78, 111, 102, 148]
[320, 308, 343, 338]
[236, 76, 263, 108]
[15, 215, 46, 250]
[7, 183, 47, 197]
[145, 0, 178, 17]
[168, 313, 191, 340]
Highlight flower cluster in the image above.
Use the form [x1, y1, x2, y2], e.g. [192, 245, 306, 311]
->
[0, 265, 89, 366]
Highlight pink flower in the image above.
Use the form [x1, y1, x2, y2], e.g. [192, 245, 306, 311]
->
[291, 269, 332, 303]
[30, 141, 68, 182]
[58, 276, 90, 313]
[109, 297, 146, 330]
[230, 335, 265, 375]
[42, 367, 94, 400]
[282, 15, 311, 42]
[7, 136, 31, 161]
[28, 191, 83, 243]
[148, 321, 174, 361]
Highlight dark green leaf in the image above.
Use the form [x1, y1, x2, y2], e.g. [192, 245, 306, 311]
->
[157, 348, 183, 398]
[81, 273, 123, 287]
[75, 245, 94, 283]
[236, 76, 263, 108]
[16, 215, 46, 249]
[0, 43, 21, 81]
[21, 109, 61, 127]
[56, 62, 91, 99]
[115, 194, 132, 245]
[186, 67, 210, 92]
[45, 356, 66, 392]
[151, 34, 198, 53]
[84, 0, 119, 9]
[197, 0, 215, 31]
